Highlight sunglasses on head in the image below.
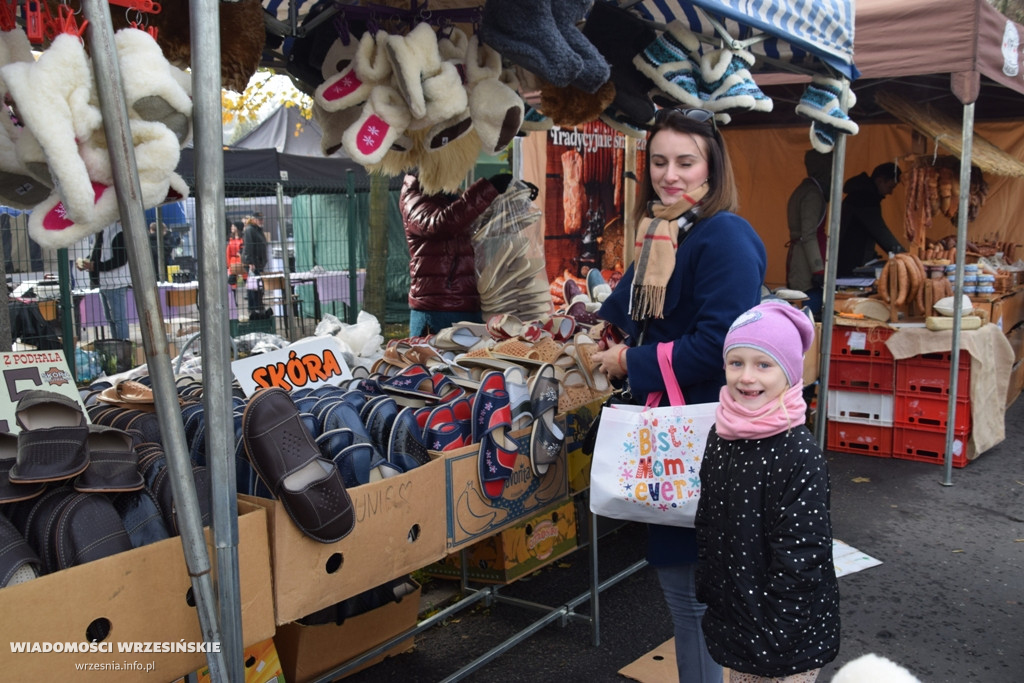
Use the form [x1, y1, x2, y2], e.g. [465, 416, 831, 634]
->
[653, 107, 716, 125]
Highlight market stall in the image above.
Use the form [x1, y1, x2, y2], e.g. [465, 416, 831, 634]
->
[25, 0, 1024, 680]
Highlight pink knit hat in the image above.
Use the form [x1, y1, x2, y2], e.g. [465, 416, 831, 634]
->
[723, 301, 815, 386]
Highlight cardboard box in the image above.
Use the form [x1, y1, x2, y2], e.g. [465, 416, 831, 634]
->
[426, 497, 577, 583]
[193, 637, 284, 683]
[273, 581, 420, 683]
[241, 457, 447, 625]
[1008, 358, 1024, 406]
[0, 500, 275, 682]
[564, 397, 605, 493]
[436, 420, 568, 552]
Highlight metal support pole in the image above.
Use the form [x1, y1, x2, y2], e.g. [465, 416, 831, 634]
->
[814, 81, 851, 448]
[942, 102, 976, 487]
[275, 182, 296, 338]
[57, 248, 76, 375]
[80, 2, 226, 679]
[190, 0, 244, 677]
[346, 171, 358, 324]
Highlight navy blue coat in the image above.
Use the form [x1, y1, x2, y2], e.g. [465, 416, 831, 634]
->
[599, 210, 766, 565]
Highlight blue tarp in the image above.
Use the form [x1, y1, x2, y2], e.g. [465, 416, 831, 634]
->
[613, 0, 857, 79]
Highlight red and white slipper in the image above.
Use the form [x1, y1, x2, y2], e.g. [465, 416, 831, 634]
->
[342, 85, 412, 165]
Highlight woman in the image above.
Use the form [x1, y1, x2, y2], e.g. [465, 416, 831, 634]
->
[592, 108, 767, 683]
[226, 221, 244, 286]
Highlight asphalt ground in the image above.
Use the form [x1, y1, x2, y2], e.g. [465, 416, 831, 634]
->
[341, 395, 1024, 683]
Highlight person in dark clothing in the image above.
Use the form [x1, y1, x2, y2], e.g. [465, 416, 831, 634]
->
[77, 223, 132, 340]
[695, 301, 840, 681]
[836, 162, 904, 277]
[148, 221, 181, 279]
[400, 173, 504, 337]
[241, 213, 269, 319]
[592, 107, 767, 683]
[786, 149, 832, 317]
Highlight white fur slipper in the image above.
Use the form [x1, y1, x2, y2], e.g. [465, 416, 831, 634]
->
[385, 23, 443, 120]
[465, 35, 503, 85]
[312, 100, 360, 156]
[0, 33, 103, 225]
[320, 35, 361, 82]
[316, 31, 391, 113]
[414, 62, 469, 129]
[342, 85, 412, 165]
[0, 29, 50, 208]
[438, 27, 469, 63]
[470, 78, 524, 155]
[115, 29, 193, 145]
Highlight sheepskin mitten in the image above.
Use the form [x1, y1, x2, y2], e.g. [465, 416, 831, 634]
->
[583, 0, 657, 126]
[0, 33, 103, 225]
[479, 0, 583, 88]
[385, 22, 444, 120]
[342, 85, 413, 165]
[315, 31, 391, 113]
[795, 74, 859, 133]
[700, 47, 772, 113]
[550, 0, 610, 94]
[633, 20, 705, 109]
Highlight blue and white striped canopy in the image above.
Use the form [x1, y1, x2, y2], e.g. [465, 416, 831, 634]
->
[629, 0, 857, 79]
[262, 0, 857, 80]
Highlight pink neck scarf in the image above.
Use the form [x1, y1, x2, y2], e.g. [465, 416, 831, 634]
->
[715, 384, 807, 441]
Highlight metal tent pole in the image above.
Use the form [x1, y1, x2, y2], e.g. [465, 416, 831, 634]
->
[80, 1, 226, 679]
[814, 78, 851, 448]
[942, 101, 976, 487]
[190, 0, 245, 676]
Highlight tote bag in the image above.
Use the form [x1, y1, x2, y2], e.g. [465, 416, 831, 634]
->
[589, 342, 718, 527]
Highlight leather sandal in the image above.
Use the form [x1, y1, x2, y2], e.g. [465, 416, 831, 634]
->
[529, 364, 565, 476]
[243, 387, 355, 544]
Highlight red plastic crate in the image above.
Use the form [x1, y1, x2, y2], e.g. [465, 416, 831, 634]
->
[892, 425, 970, 468]
[894, 352, 970, 398]
[893, 392, 971, 432]
[827, 357, 895, 393]
[826, 421, 892, 457]
[830, 325, 895, 360]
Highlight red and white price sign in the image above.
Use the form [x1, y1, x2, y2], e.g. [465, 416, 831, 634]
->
[0, 350, 86, 434]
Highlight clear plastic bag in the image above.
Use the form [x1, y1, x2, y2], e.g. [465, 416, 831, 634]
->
[472, 180, 552, 320]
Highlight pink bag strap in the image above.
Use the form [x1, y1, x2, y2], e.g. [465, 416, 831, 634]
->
[645, 342, 686, 407]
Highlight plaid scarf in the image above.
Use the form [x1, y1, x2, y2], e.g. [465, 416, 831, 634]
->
[629, 187, 707, 320]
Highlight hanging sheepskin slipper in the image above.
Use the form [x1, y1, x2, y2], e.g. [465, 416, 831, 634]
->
[479, 0, 583, 88]
[699, 46, 772, 113]
[320, 34, 362, 83]
[312, 100, 360, 156]
[315, 31, 391, 113]
[0, 33, 103, 226]
[0, 30, 50, 209]
[633, 19, 705, 110]
[795, 74, 859, 134]
[414, 61, 469, 129]
[365, 126, 426, 180]
[471, 79, 524, 155]
[583, 0, 657, 127]
[425, 35, 496, 152]
[115, 29, 194, 146]
[343, 85, 413, 165]
[416, 130, 483, 195]
[385, 22, 444, 121]
[550, 0, 610, 94]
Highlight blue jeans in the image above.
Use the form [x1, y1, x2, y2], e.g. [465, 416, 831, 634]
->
[100, 286, 130, 340]
[656, 564, 722, 683]
[408, 309, 483, 338]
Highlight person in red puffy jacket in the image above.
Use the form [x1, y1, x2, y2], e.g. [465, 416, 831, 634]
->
[400, 172, 507, 337]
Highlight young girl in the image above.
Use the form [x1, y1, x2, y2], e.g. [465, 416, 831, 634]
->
[695, 300, 840, 682]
